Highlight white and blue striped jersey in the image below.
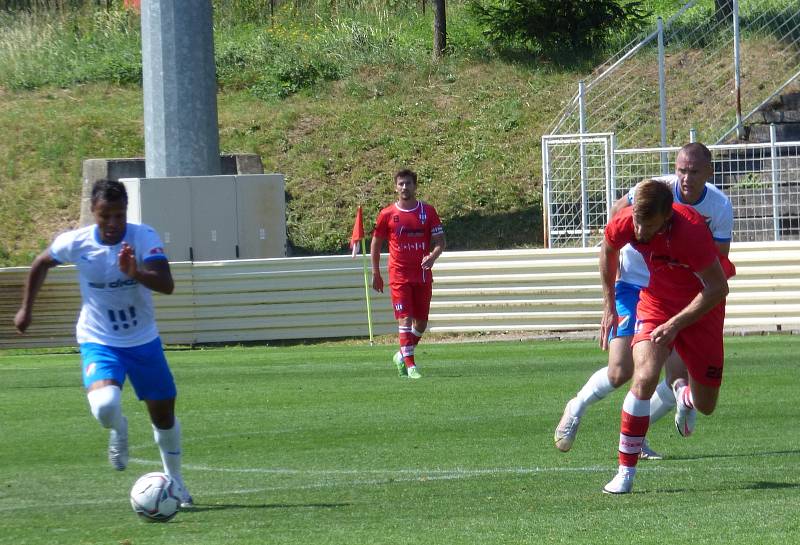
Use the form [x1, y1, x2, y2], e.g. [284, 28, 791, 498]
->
[49, 223, 168, 347]
[618, 174, 733, 287]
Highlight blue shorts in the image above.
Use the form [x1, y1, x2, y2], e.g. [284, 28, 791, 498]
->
[611, 280, 642, 340]
[79, 337, 177, 401]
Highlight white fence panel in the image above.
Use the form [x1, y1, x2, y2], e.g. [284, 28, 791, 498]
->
[2, 243, 799, 349]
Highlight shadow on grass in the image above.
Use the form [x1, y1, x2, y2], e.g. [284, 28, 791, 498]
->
[666, 448, 800, 462]
[184, 501, 352, 513]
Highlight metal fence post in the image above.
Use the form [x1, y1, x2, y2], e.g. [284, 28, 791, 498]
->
[770, 124, 781, 241]
[578, 81, 588, 247]
[689, 128, 697, 143]
[542, 137, 552, 248]
[733, 0, 743, 139]
[607, 134, 617, 219]
[658, 17, 669, 174]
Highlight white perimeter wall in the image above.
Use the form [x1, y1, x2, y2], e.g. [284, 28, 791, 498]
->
[2, 241, 799, 349]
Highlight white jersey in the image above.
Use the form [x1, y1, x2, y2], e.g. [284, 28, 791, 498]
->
[619, 174, 734, 287]
[49, 223, 168, 347]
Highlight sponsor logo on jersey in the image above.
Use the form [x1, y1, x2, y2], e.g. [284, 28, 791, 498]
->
[88, 278, 138, 290]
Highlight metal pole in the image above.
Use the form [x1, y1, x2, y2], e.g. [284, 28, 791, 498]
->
[689, 128, 697, 143]
[733, 0, 743, 139]
[606, 135, 615, 220]
[542, 137, 552, 248]
[770, 124, 781, 241]
[658, 17, 669, 174]
[141, 0, 221, 177]
[578, 81, 588, 247]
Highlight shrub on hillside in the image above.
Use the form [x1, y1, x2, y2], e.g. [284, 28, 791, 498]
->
[467, 0, 649, 54]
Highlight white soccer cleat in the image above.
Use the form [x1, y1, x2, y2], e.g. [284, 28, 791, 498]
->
[603, 467, 635, 494]
[639, 438, 663, 460]
[674, 386, 697, 437]
[108, 416, 129, 471]
[554, 399, 581, 452]
[173, 478, 194, 508]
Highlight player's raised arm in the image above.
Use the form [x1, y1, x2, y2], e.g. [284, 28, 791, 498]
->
[14, 250, 59, 334]
[118, 242, 174, 295]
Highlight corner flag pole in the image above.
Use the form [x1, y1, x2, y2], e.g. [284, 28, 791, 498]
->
[360, 237, 374, 344]
[351, 206, 374, 344]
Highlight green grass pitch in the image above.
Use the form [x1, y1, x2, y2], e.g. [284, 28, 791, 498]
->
[2, 336, 799, 544]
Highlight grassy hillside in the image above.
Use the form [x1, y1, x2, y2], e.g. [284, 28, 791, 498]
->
[0, 1, 688, 266]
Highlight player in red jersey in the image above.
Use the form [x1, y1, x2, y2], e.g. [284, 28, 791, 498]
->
[599, 179, 734, 494]
[370, 169, 446, 379]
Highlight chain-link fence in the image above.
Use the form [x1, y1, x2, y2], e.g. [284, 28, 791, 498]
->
[547, 0, 800, 149]
[542, 133, 800, 247]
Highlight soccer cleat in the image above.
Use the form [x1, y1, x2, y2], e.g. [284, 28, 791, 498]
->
[407, 366, 422, 379]
[603, 467, 635, 494]
[639, 438, 663, 460]
[554, 399, 581, 452]
[108, 416, 129, 471]
[393, 351, 407, 377]
[174, 478, 194, 508]
[674, 387, 697, 437]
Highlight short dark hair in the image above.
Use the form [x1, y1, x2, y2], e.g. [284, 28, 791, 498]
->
[633, 179, 673, 219]
[394, 169, 417, 184]
[91, 179, 128, 207]
[679, 142, 712, 164]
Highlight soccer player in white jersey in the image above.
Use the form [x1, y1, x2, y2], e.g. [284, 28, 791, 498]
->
[14, 179, 192, 507]
[554, 142, 733, 457]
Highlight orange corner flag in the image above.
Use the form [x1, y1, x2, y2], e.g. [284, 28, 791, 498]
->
[351, 206, 365, 258]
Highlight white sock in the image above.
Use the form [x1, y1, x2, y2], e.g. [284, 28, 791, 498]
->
[87, 385, 124, 430]
[153, 419, 183, 482]
[572, 367, 616, 417]
[649, 379, 677, 423]
[411, 327, 424, 340]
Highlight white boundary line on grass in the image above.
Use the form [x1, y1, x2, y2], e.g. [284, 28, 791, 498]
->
[0, 460, 687, 512]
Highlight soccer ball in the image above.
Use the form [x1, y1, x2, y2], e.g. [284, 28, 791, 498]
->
[130, 472, 180, 522]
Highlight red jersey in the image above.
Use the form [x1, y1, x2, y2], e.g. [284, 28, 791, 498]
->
[373, 201, 444, 284]
[605, 205, 735, 314]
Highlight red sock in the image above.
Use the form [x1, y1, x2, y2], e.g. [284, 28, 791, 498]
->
[618, 391, 650, 468]
[399, 327, 416, 368]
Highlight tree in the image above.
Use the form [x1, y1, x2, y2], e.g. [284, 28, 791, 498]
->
[468, 0, 648, 54]
[433, 0, 446, 59]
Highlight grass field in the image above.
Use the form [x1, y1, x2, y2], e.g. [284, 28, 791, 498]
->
[2, 335, 800, 544]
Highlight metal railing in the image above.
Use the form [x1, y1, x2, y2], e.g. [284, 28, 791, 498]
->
[542, 133, 800, 248]
[547, 0, 800, 148]
[3, 243, 800, 348]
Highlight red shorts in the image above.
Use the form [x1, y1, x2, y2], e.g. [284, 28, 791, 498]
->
[632, 300, 726, 387]
[390, 281, 433, 321]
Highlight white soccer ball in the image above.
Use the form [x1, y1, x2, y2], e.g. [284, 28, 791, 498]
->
[130, 472, 180, 522]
